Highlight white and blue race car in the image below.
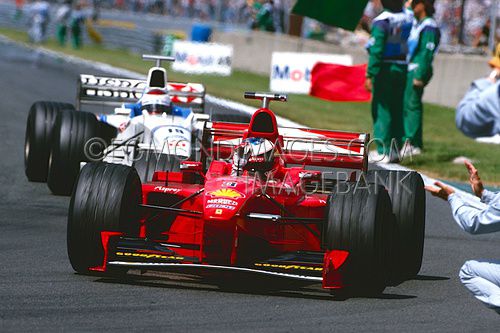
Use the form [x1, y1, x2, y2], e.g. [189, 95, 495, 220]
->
[25, 55, 208, 195]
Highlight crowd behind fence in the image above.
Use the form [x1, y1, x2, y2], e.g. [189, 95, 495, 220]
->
[94, 0, 499, 51]
[7, 0, 500, 54]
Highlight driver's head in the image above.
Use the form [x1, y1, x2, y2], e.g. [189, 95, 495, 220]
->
[234, 137, 276, 175]
[141, 91, 172, 115]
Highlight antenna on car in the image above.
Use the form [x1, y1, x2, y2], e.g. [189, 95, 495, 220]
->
[244, 92, 288, 109]
[142, 54, 175, 68]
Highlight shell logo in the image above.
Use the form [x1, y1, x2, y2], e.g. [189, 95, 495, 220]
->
[208, 189, 244, 199]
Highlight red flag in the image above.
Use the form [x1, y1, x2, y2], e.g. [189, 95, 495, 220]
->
[310, 63, 371, 102]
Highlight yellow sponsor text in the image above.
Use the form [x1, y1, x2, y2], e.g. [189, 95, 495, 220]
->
[115, 252, 184, 261]
[254, 263, 323, 271]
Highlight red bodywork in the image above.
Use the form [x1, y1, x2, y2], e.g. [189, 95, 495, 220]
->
[96, 108, 369, 290]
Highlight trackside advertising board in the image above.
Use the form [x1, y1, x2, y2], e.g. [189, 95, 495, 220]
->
[270, 52, 353, 94]
[172, 41, 233, 76]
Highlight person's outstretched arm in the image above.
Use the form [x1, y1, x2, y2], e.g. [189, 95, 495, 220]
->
[426, 160, 500, 234]
[426, 178, 500, 235]
[448, 193, 500, 234]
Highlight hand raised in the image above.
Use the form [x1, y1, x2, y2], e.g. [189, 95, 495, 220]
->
[464, 160, 484, 198]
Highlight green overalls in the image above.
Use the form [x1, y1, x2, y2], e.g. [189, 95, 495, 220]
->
[367, 9, 413, 154]
[403, 16, 440, 149]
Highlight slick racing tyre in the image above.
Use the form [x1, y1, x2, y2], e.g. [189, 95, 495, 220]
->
[324, 183, 394, 295]
[24, 101, 75, 182]
[134, 150, 181, 183]
[211, 111, 251, 124]
[47, 110, 102, 196]
[67, 162, 142, 275]
[367, 170, 426, 281]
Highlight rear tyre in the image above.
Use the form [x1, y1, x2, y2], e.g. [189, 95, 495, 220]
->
[67, 162, 142, 275]
[367, 170, 426, 281]
[24, 101, 75, 182]
[47, 110, 102, 195]
[134, 150, 182, 183]
[324, 183, 394, 295]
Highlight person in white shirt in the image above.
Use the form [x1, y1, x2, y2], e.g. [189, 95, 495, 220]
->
[25, 0, 50, 44]
[426, 161, 500, 312]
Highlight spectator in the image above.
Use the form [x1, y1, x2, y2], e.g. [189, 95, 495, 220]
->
[361, 0, 383, 32]
[14, 0, 24, 21]
[365, 0, 413, 163]
[273, 0, 284, 33]
[55, 0, 72, 46]
[222, 0, 237, 23]
[252, 0, 275, 32]
[25, 0, 51, 44]
[425, 161, 500, 313]
[472, 18, 490, 49]
[70, 2, 87, 49]
[91, 0, 101, 21]
[402, 0, 440, 156]
[462, 0, 489, 46]
[455, 43, 500, 138]
[164, 0, 174, 15]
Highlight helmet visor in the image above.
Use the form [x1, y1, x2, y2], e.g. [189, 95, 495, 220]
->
[142, 103, 172, 115]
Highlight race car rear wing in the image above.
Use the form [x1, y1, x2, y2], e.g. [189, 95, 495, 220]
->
[76, 74, 206, 113]
[201, 121, 369, 171]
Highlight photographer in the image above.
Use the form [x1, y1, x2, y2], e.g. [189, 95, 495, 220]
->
[455, 44, 500, 139]
[426, 161, 500, 312]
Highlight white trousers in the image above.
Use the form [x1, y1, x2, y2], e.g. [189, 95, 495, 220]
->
[459, 259, 500, 312]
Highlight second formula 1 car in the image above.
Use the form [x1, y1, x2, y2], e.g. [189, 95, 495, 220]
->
[25, 55, 208, 195]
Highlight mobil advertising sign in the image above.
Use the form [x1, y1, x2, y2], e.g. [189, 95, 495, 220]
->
[270, 52, 353, 94]
[172, 41, 233, 76]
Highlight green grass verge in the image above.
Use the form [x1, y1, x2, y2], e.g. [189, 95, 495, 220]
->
[1, 27, 498, 184]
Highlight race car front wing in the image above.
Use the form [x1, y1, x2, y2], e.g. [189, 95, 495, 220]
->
[92, 233, 349, 289]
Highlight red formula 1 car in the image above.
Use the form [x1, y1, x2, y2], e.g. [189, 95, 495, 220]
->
[67, 93, 425, 295]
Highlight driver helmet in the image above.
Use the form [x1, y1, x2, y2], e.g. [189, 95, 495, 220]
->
[232, 137, 276, 176]
[141, 90, 172, 115]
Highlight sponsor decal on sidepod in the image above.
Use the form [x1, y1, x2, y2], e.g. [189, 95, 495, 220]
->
[207, 189, 245, 199]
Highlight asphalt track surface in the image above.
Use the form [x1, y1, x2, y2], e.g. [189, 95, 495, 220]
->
[1, 41, 499, 332]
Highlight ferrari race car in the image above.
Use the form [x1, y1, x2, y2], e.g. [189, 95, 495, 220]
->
[67, 93, 425, 295]
[24, 55, 208, 195]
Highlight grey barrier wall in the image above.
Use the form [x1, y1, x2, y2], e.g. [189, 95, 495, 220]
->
[212, 30, 368, 75]
[0, 2, 491, 108]
[425, 54, 491, 108]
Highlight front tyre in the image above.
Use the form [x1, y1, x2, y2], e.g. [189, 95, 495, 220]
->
[324, 183, 394, 295]
[67, 162, 142, 275]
